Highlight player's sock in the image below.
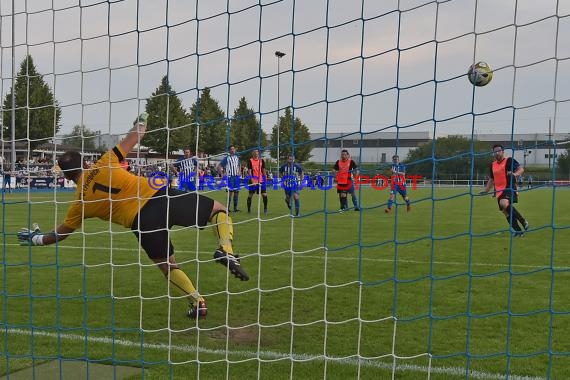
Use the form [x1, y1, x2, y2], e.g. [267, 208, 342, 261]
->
[352, 194, 358, 209]
[506, 215, 522, 231]
[168, 268, 203, 304]
[285, 198, 291, 210]
[211, 211, 234, 254]
[262, 195, 268, 210]
[405, 197, 411, 211]
[341, 197, 348, 210]
[505, 205, 522, 231]
[294, 198, 300, 215]
[247, 197, 252, 212]
[512, 206, 526, 225]
[233, 193, 239, 211]
[387, 199, 393, 209]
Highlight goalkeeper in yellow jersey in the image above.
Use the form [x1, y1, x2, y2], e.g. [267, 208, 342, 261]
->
[17, 113, 249, 320]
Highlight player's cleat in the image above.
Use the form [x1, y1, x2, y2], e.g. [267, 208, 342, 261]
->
[406, 204, 411, 212]
[512, 231, 525, 238]
[384, 208, 391, 214]
[188, 300, 207, 319]
[264, 208, 268, 215]
[214, 249, 249, 281]
[233, 209, 241, 213]
[523, 220, 529, 231]
[354, 207, 360, 211]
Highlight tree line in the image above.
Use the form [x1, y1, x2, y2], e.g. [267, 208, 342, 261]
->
[404, 136, 493, 180]
[2, 55, 313, 162]
[3, 55, 567, 176]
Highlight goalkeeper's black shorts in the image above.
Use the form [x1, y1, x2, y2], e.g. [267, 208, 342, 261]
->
[131, 187, 214, 260]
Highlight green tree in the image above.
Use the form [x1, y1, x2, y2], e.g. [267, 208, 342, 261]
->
[62, 124, 99, 151]
[142, 76, 191, 154]
[188, 88, 227, 155]
[2, 55, 62, 149]
[270, 107, 312, 162]
[557, 150, 570, 179]
[230, 97, 267, 157]
[405, 136, 491, 180]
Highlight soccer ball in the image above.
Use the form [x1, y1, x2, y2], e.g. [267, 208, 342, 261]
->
[467, 61, 493, 86]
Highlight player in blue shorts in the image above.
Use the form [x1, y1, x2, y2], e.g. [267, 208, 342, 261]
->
[217, 145, 241, 212]
[385, 155, 411, 213]
[279, 155, 303, 216]
[173, 148, 198, 192]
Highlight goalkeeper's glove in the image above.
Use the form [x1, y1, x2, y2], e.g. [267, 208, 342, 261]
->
[133, 112, 148, 126]
[17, 223, 45, 246]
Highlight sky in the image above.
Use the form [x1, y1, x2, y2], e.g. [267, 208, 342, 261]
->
[0, 0, 569, 142]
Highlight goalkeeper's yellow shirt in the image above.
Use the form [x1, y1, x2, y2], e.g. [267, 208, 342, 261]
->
[62, 145, 160, 230]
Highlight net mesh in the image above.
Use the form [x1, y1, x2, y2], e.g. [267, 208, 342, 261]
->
[1, 0, 569, 379]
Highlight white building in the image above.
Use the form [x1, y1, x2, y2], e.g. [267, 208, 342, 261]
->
[309, 131, 430, 164]
[309, 132, 569, 167]
[463, 133, 568, 168]
[52, 132, 120, 150]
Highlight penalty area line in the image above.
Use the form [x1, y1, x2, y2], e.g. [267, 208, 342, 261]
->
[1, 327, 545, 380]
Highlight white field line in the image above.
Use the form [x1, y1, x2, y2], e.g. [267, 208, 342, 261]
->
[4, 243, 568, 271]
[1, 327, 546, 380]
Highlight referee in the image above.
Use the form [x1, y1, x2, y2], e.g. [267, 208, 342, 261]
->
[217, 145, 241, 212]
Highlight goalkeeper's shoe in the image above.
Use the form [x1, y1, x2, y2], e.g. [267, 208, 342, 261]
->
[214, 249, 249, 281]
[188, 300, 207, 319]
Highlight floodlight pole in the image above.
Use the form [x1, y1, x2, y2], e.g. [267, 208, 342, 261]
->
[275, 51, 286, 169]
[11, 0, 16, 173]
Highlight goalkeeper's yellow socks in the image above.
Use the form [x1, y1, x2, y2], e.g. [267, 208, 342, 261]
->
[211, 211, 234, 254]
[168, 268, 203, 305]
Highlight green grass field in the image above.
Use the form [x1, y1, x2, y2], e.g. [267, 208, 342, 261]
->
[1, 185, 569, 379]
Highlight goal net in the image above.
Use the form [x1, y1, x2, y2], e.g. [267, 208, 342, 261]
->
[1, 0, 569, 379]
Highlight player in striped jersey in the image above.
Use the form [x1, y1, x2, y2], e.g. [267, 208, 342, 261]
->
[174, 148, 198, 191]
[279, 155, 303, 216]
[217, 145, 241, 212]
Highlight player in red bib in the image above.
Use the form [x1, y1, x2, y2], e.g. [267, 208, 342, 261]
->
[333, 149, 360, 212]
[246, 149, 268, 214]
[481, 144, 529, 237]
